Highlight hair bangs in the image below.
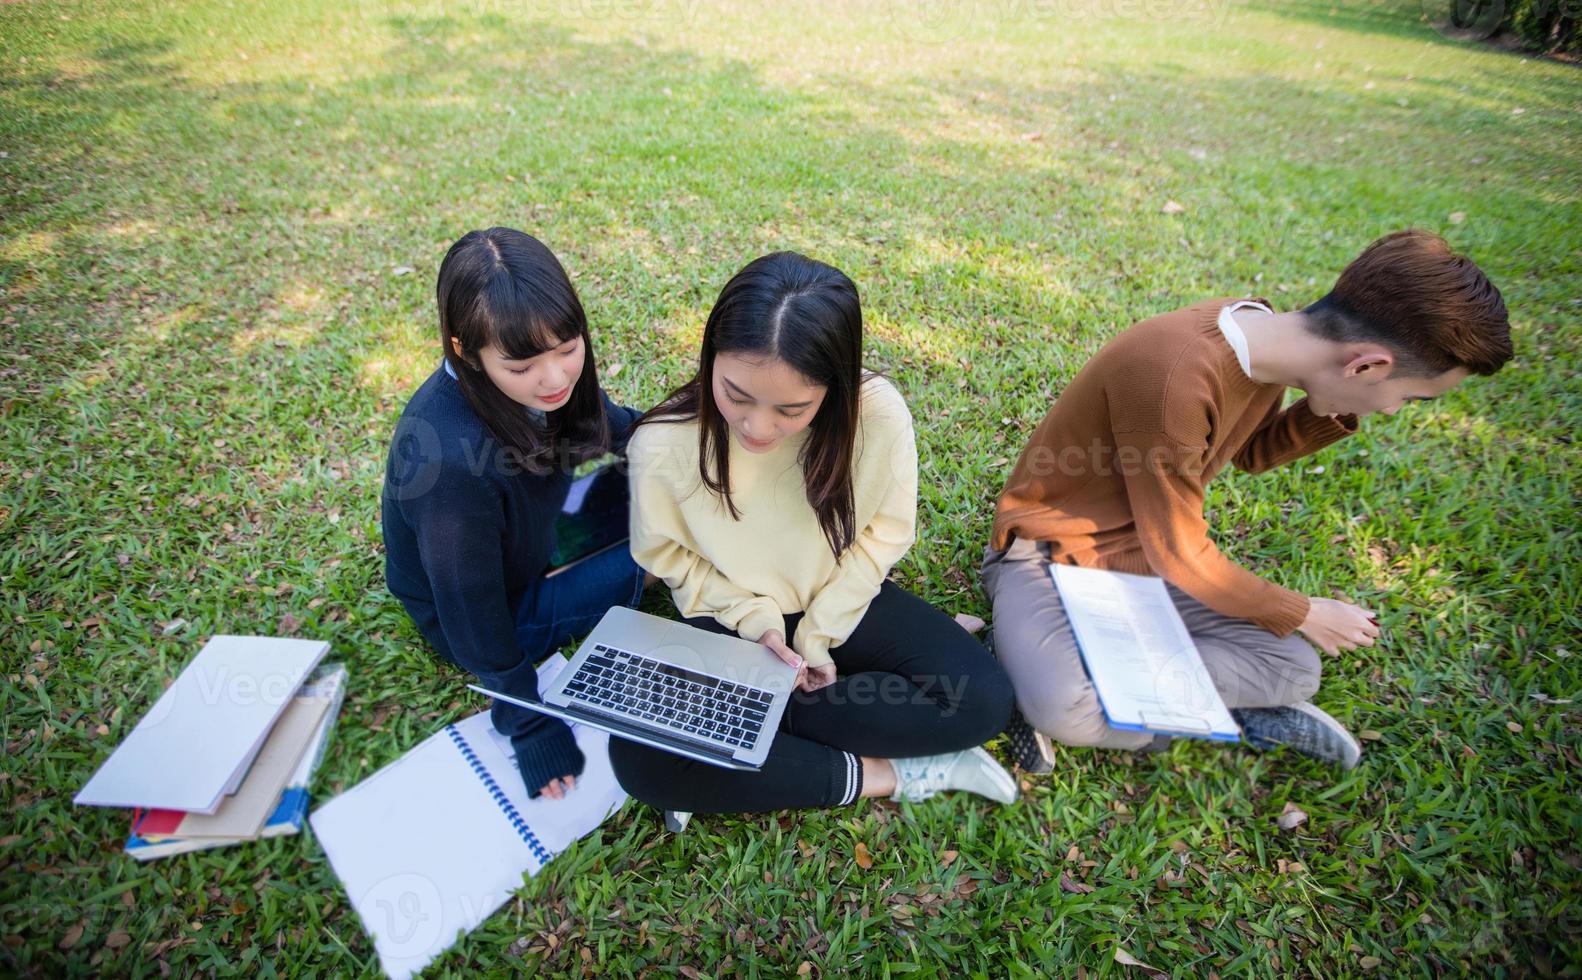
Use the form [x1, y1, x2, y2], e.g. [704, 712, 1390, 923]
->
[480, 274, 583, 361]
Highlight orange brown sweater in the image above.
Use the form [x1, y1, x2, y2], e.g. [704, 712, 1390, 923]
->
[990, 298, 1358, 637]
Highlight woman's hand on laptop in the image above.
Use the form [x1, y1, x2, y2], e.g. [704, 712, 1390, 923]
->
[761, 630, 837, 692]
[801, 664, 836, 692]
[538, 775, 576, 800]
[760, 629, 807, 690]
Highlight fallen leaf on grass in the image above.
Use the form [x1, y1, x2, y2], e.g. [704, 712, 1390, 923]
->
[1358, 730, 1383, 741]
[1160, 200, 1186, 215]
[853, 842, 873, 869]
[1059, 873, 1095, 894]
[940, 849, 958, 868]
[1506, 721, 1524, 733]
[1448, 211, 1466, 224]
[58, 923, 84, 951]
[797, 962, 813, 976]
[161, 618, 188, 636]
[1115, 947, 1157, 970]
[391, 266, 415, 276]
[952, 613, 985, 634]
[1277, 801, 1308, 831]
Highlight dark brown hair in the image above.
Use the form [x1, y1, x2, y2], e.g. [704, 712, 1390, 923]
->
[436, 227, 610, 473]
[1304, 229, 1512, 376]
[634, 251, 863, 557]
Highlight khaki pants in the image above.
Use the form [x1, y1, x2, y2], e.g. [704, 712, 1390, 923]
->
[980, 536, 1321, 750]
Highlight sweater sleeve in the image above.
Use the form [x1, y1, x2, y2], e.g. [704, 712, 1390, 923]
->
[627, 427, 786, 644]
[792, 384, 919, 669]
[400, 466, 581, 789]
[1112, 430, 1311, 637]
[602, 389, 644, 455]
[1233, 396, 1358, 475]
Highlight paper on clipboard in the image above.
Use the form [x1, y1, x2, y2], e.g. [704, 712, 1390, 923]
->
[1050, 565, 1240, 742]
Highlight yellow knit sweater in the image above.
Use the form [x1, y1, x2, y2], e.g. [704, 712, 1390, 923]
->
[627, 374, 917, 668]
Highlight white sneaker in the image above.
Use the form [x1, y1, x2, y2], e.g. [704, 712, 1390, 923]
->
[890, 747, 1019, 805]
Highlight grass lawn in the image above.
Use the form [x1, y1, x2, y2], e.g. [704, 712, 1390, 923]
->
[2, 0, 1579, 974]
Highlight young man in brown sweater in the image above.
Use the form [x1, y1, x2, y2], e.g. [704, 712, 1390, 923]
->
[982, 230, 1512, 771]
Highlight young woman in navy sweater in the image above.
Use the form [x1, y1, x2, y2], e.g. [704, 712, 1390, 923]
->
[381, 227, 647, 801]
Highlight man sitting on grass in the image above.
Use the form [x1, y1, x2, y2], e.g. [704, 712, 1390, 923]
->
[981, 230, 1512, 771]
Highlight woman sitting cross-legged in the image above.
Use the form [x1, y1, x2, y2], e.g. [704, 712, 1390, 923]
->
[381, 228, 650, 803]
[610, 251, 1017, 814]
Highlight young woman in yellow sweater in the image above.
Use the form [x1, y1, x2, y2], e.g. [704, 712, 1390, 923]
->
[610, 251, 1017, 813]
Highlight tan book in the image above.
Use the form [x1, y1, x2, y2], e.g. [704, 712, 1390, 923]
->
[138, 695, 330, 841]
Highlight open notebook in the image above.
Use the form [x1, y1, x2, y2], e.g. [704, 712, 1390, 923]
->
[310, 654, 626, 980]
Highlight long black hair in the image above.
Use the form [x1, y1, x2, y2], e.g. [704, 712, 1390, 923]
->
[436, 227, 610, 473]
[635, 251, 864, 557]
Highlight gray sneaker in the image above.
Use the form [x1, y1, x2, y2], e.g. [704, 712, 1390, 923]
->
[1233, 702, 1362, 770]
[985, 629, 1056, 775]
[1004, 707, 1056, 774]
[891, 747, 1020, 805]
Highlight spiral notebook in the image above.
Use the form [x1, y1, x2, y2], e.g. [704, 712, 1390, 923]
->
[310, 654, 626, 980]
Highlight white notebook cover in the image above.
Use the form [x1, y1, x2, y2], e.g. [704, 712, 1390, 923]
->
[1050, 564, 1241, 741]
[75, 634, 329, 813]
[309, 655, 627, 980]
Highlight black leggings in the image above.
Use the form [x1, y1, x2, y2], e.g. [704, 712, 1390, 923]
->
[608, 581, 1014, 813]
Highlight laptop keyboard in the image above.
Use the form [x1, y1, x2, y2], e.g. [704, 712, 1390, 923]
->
[561, 645, 774, 751]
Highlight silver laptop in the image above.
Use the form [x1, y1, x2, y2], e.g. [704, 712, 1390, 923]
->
[469, 606, 800, 771]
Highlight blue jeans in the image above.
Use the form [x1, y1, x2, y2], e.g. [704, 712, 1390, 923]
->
[514, 544, 648, 660]
[481, 544, 647, 741]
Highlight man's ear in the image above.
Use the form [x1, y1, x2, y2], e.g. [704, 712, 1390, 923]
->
[1342, 346, 1395, 381]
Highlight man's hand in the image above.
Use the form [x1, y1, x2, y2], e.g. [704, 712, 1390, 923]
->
[538, 774, 577, 800]
[1298, 597, 1381, 657]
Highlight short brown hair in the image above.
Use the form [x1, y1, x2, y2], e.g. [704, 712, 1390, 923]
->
[1305, 230, 1512, 376]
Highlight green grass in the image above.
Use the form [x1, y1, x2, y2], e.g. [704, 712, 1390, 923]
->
[2, 0, 1579, 975]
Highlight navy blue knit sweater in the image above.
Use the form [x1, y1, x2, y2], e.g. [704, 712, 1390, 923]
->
[381, 364, 640, 793]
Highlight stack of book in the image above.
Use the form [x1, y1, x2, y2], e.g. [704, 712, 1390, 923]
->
[74, 635, 348, 861]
